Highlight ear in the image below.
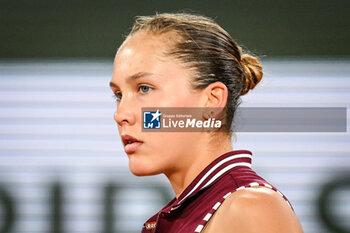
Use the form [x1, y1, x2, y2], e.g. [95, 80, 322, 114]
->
[202, 81, 228, 119]
[203, 81, 228, 108]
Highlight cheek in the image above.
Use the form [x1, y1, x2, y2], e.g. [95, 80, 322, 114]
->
[147, 133, 181, 153]
[155, 92, 198, 108]
[146, 133, 194, 159]
[156, 82, 199, 107]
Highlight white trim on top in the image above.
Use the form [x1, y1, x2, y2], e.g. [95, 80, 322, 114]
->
[177, 153, 252, 204]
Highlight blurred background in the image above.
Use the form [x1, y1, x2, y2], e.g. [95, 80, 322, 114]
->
[0, 0, 349, 233]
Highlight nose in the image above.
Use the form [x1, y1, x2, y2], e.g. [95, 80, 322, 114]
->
[114, 96, 136, 126]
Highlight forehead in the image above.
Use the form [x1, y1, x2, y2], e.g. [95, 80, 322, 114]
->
[113, 32, 168, 75]
[115, 31, 179, 64]
[112, 31, 190, 82]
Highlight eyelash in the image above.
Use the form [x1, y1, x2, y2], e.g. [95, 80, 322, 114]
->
[111, 93, 120, 102]
[112, 85, 153, 102]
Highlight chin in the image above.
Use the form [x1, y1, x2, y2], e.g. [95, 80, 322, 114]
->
[128, 157, 161, 177]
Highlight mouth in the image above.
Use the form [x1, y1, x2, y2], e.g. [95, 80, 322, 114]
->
[121, 134, 144, 153]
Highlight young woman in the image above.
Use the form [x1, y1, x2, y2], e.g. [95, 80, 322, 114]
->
[109, 12, 304, 233]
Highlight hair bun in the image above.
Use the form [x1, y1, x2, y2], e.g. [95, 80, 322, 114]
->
[240, 53, 263, 96]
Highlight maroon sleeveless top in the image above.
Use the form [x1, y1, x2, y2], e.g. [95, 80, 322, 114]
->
[141, 150, 294, 233]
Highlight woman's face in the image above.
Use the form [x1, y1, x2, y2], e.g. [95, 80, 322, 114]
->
[110, 31, 205, 176]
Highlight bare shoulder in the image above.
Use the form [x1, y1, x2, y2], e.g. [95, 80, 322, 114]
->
[201, 186, 304, 233]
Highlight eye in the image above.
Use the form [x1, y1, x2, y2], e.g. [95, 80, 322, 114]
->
[112, 91, 122, 102]
[139, 85, 153, 94]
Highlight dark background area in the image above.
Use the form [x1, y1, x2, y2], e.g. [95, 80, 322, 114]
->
[1, 0, 349, 58]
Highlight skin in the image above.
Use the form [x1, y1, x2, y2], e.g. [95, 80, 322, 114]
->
[201, 186, 304, 233]
[110, 30, 304, 232]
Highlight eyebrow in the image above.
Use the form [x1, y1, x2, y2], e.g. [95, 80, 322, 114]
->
[109, 72, 154, 89]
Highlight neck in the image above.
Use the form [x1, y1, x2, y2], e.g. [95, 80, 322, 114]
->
[165, 133, 233, 198]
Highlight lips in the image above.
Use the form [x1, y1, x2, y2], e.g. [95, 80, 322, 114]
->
[121, 134, 144, 153]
